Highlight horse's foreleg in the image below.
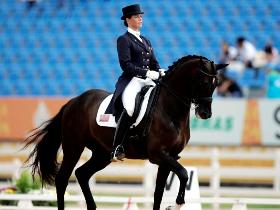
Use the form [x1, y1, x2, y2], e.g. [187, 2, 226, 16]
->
[153, 166, 170, 210]
[75, 146, 111, 210]
[152, 151, 188, 207]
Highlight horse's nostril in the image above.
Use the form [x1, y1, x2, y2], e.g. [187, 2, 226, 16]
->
[199, 110, 212, 119]
[203, 111, 211, 118]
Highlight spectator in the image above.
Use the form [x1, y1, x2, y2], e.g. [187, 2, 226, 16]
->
[254, 43, 279, 72]
[216, 73, 243, 97]
[220, 41, 237, 64]
[263, 43, 279, 65]
[235, 36, 257, 68]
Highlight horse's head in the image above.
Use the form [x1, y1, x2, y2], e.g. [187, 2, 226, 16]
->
[191, 59, 228, 119]
[162, 55, 228, 119]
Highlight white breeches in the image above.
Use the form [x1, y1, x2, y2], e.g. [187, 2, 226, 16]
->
[122, 77, 156, 117]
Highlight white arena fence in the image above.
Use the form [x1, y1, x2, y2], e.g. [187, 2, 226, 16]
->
[0, 194, 280, 210]
[0, 144, 280, 198]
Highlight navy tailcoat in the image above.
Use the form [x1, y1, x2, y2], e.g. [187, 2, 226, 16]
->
[107, 31, 160, 116]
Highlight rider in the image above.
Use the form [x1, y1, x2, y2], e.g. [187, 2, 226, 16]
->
[110, 4, 165, 162]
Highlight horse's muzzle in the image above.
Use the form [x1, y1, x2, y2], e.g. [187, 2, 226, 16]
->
[195, 106, 212, 119]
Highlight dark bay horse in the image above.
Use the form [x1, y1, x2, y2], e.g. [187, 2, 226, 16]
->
[25, 55, 227, 210]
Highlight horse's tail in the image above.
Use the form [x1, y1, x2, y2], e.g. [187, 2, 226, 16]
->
[24, 104, 67, 186]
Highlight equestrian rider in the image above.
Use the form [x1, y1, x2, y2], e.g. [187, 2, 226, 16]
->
[110, 4, 165, 162]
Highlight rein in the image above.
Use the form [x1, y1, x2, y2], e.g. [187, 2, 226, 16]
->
[156, 80, 192, 107]
[156, 80, 213, 108]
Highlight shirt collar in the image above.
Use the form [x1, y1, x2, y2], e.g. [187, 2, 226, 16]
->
[127, 27, 141, 38]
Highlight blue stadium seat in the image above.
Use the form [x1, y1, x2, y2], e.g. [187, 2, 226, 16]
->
[241, 69, 267, 89]
[0, 80, 13, 95]
[0, 0, 280, 96]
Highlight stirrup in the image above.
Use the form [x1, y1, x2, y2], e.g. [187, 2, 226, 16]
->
[111, 145, 125, 162]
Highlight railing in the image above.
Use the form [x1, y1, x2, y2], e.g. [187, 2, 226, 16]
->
[0, 194, 280, 210]
[1, 144, 280, 198]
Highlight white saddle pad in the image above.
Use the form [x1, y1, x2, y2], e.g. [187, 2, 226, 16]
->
[96, 87, 155, 128]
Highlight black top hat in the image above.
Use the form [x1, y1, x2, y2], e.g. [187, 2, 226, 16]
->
[121, 4, 144, 20]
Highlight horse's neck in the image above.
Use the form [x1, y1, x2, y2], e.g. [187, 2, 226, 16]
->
[158, 61, 197, 125]
[167, 60, 197, 94]
[158, 90, 190, 124]
[157, 91, 191, 146]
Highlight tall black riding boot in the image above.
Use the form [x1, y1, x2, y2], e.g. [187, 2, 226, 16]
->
[111, 109, 132, 162]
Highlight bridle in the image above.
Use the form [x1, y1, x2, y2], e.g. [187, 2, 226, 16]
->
[157, 58, 218, 108]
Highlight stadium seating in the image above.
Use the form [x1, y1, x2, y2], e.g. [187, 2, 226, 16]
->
[0, 0, 279, 96]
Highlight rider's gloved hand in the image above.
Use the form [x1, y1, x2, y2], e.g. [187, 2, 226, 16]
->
[146, 70, 160, 80]
[159, 69, 166, 77]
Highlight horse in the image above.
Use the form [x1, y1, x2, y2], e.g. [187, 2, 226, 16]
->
[25, 55, 227, 210]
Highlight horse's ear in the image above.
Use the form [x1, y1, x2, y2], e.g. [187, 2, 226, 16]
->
[215, 64, 229, 71]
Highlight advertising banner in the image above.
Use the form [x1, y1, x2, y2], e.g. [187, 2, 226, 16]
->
[259, 100, 280, 145]
[189, 99, 246, 145]
[189, 99, 280, 146]
[0, 97, 279, 146]
[0, 98, 68, 140]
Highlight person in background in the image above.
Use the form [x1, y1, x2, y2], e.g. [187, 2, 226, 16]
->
[235, 36, 257, 68]
[253, 43, 279, 73]
[216, 73, 243, 97]
[109, 4, 165, 162]
[263, 43, 279, 66]
[220, 41, 237, 64]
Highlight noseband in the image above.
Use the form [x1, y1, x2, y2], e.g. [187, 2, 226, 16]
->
[195, 58, 218, 103]
[157, 58, 217, 108]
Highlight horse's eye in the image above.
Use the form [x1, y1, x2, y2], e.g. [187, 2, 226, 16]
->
[213, 78, 219, 86]
[215, 79, 222, 86]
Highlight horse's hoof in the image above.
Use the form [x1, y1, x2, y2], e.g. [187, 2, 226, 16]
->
[165, 204, 184, 210]
[174, 204, 184, 210]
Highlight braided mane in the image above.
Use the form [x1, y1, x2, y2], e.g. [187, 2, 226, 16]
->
[163, 55, 210, 80]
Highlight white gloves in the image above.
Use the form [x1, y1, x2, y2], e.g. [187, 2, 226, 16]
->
[146, 70, 160, 80]
[159, 69, 166, 77]
[146, 69, 166, 80]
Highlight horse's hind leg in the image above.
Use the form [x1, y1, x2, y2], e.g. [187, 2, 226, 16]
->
[55, 148, 84, 210]
[75, 144, 111, 210]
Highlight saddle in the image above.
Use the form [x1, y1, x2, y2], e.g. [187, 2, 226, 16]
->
[127, 85, 160, 141]
[96, 85, 161, 139]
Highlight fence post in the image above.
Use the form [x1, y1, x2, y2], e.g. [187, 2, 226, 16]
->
[211, 147, 220, 210]
[274, 149, 280, 192]
[143, 161, 156, 208]
[12, 159, 22, 180]
[17, 199, 33, 208]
